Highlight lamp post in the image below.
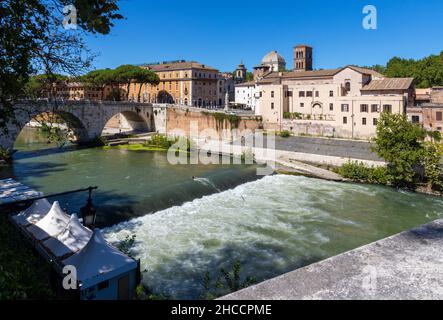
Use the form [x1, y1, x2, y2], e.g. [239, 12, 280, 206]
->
[81, 187, 97, 230]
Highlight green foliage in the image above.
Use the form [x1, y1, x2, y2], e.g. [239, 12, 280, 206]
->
[284, 112, 302, 120]
[373, 113, 427, 189]
[82, 65, 159, 101]
[1, 0, 123, 130]
[135, 283, 171, 300]
[428, 130, 442, 143]
[39, 123, 73, 147]
[24, 74, 69, 99]
[0, 213, 54, 299]
[144, 134, 174, 149]
[116, 234, 136, 258]
[200, 260, 256, 300]
[79, 135, 106, 148]
[212, 112, 241, 129]
[366, 52, 443, 88]
[0, 148, 13, 163]
[279, 130, 291, 138]
[339, 162, 389, 185]
[423, 142, 443, 191]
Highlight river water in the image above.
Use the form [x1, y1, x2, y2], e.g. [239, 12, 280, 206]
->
[2, 127, 443, 299]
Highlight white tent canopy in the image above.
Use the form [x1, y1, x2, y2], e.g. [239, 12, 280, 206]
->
[63, 230, 137, 288]
[42, 214, 93, 259]
[12, 199, 52, 226]
[26, 201, 70, 241]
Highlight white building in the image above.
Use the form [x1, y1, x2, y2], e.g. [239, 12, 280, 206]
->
[234, 81, 257, 111]
[255, 65, 414, 139]
[244, 45, 415, 139]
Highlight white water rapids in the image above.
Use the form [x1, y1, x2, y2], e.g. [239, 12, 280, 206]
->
[103, 174, 443, 299]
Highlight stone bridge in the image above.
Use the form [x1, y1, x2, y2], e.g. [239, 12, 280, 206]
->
[0, 101, 163, 150]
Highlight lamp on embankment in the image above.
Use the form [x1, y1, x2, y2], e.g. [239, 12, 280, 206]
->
[81, 187, 97, 230]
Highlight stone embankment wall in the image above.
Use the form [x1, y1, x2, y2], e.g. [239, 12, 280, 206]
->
[165, 107, 262, 141]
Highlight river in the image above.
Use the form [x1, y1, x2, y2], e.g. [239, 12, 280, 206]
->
[1, 127, 443, 299]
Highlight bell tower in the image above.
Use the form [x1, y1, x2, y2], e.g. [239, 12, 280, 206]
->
[293, 45, 313, 72]
[234, 62, 247, 83]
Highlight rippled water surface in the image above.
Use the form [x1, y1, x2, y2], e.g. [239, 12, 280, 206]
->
[2, 127, 443, 299]
[104, 175, 443, 299]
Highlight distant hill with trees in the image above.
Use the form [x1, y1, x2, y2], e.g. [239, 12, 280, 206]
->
[364, 51, 443, 88]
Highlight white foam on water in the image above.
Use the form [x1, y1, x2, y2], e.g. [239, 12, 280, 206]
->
[194, 177, 221, 192]
[103, 174, 443, 299]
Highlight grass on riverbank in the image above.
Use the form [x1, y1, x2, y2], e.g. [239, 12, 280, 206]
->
[0, 211, 54, 299]
[102, 134, 193, 153]
[102, 144, 170, 152]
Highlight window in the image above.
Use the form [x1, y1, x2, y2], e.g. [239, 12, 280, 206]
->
[271, 103, 274, 109]
[315, 91, 319, 97]
[373, 118, 378, 126]
[362, 118, 367, 125]
[383, 105, 392, 113]
[345, 81, 351, 92]
[329, 91, 334, 97]
[306, 91, 313, 97]
[329, 103, 334, 111]
[300, 103, 305, 108]
[360, 104, 369, 113]
[271, 91, 274, 98]
[341, 104, 349, 112]
[343, 117, 348, 124]
[299, 91, 305, 97]
[412, 116, 420, 123]
[437, 112, 443, 121]
[371, 104, 379, 113]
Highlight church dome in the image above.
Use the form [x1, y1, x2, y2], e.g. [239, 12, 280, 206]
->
[262, 51, 286, 65]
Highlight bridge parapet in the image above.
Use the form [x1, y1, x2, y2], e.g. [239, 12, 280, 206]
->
[0, 101, 155, 151]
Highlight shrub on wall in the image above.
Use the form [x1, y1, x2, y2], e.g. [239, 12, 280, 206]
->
[338, 161, 389, 185]
[279, 130, 291, 138]
[0, 148, 12, 163]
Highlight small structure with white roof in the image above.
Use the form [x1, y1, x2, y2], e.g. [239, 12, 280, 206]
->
[8, 195, 139, 300]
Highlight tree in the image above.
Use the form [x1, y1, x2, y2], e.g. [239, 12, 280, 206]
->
[423, 142, 443, 191]
[81, 68, 118, 100]
[134, 69, 160, 102]
[114, 65, 141, 101]
[366, 51, 443, 88]
[0, 0, 123, 131]
[373, 112, 427, 189]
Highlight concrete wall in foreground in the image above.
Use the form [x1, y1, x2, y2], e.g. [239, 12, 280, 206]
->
[220, 219, 443, 300]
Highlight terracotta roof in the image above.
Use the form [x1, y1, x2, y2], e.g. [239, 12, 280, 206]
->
[346, 66, 385, 78]
[256, 72, 282, 85]
[282, 69, 341, 79]
[361, 78, 414, 91]
[142, 61, 218, 72]
[235, 81, 256, 87]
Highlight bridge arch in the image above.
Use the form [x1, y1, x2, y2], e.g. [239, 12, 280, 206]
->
[101, 109, 152, 136]
[10, 110, 90, 151]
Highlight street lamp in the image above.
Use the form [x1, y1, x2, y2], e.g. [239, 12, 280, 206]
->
[81, 187, 97, 230]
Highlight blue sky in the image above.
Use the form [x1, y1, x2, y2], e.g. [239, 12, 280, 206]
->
[85, 0, 443, 72]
